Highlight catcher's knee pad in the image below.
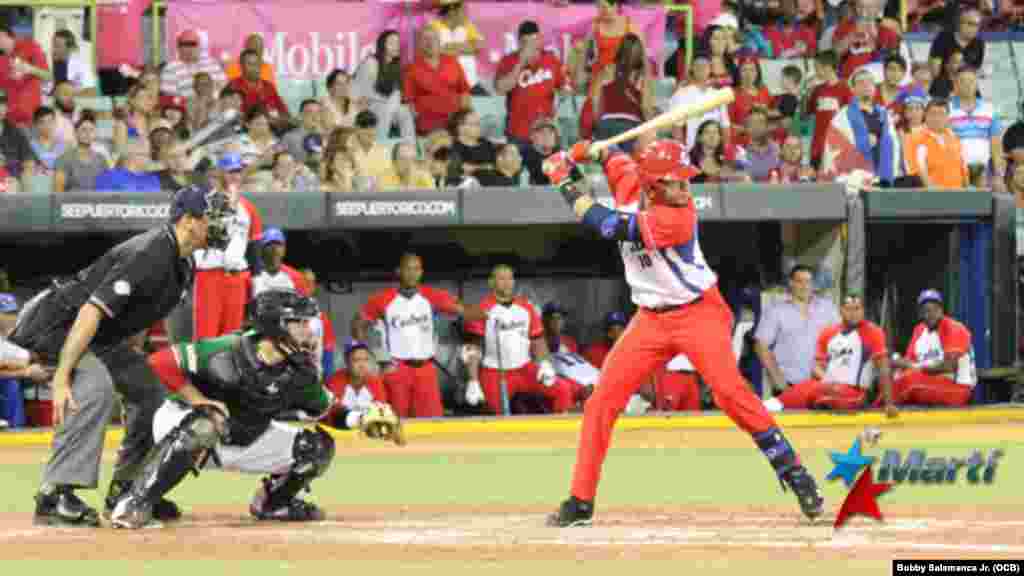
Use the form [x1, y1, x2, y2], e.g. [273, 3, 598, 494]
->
[292, 427, 334, 479]
[128, 408, 223, 504]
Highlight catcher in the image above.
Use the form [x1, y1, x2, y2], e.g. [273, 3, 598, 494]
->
[108, 289, 403, 529]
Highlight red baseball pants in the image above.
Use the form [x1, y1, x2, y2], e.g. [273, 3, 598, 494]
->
[656, 371, 701, 411]
[193, 269, 250, 340]
[382, 361, 443, 418]
[479, 364, 577, 415]
[890, 370, 972, 406]
[571, 287, 777, 501]
[777, 379, 865, 410]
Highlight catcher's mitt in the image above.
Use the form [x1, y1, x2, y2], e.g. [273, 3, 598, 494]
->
[359, 401, 406, 446]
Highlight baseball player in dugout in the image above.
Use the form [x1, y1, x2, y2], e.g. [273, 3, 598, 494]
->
[323, 340, 392, 429]
[248, 228, 311, 299]
[762, 294, 897, 416]
[192, 152, 264, 340]
[108, 289, 403, 529]
[460, 265, 583, 415]
[888, 289, 977, 407]
[7, 185, 233, 528]
[542, 137, 824, 527]
[583, 311, 627, 368]
[302, 268, 338, 379]
[351, 253, 485, 418]
[541, 302, 579, 353]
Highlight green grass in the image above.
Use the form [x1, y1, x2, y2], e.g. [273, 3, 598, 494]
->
[3, 438, 1021, 513]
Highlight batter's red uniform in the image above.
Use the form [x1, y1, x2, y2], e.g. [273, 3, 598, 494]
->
[360, 286, 459, 418]
[654, 355, 701, 411]
[465, 295, 578, 415]
[192, 196, 262, 340]
[570, 150, 778, 502]
[889, 317, 975, 407]
[777, 321, 887, 410]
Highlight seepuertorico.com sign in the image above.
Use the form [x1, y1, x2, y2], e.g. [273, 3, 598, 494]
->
[827, 430, 1005, 529]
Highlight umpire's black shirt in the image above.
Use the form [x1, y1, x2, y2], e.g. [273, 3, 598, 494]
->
[12, 224, 192, 361]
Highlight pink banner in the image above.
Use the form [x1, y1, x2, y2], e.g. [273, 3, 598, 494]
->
[166, 0, 667, 81]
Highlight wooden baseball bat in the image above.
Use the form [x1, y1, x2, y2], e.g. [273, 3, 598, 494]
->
[588, 87, 736, 157]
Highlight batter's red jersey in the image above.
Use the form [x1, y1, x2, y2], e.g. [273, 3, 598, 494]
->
[584, 341, 612, 368]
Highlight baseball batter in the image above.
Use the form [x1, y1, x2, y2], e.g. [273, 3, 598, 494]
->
[108, 290, 402, 529]
[461, 264, 581, 415]
[888, 289, 976, 407]
[351, 253, 483, 418]
[542, 139, 824, 526]
[763, 294, 895, 413]
[192, 153, 263, 340]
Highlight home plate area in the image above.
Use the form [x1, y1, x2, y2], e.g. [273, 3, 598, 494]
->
[4, 505, 1024, 561]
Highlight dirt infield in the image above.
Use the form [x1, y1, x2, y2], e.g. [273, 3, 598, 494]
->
[2, 422, 1021, 571]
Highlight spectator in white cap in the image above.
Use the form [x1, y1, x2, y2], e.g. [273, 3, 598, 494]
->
[160, 29, 227, 99]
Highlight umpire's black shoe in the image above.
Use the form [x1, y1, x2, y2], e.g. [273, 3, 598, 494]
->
[546, 496, 594, 527]
[33, 486, 100, 527]
[780, 465, 825, 522]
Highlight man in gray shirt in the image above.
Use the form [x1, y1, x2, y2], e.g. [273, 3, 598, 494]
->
[753, 265, 840, 395]
[282, 99, 323, 165]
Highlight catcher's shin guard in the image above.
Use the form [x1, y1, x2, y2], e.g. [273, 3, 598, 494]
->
[250, 427, 334, 521]
[111, 408, 222, 529]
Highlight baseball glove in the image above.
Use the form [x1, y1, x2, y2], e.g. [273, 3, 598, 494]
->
[359, 401, 406, 446]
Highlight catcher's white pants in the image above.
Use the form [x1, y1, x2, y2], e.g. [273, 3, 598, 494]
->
[152, 399, 298, 475]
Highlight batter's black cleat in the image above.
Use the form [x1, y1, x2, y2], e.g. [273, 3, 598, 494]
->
[780, 465, 825, 522]
[546, 496, 594, 527]
[250, 498, 325, 522]
[33, 486, 101, 528]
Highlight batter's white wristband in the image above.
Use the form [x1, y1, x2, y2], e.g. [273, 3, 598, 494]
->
[346, 410, 363, 430]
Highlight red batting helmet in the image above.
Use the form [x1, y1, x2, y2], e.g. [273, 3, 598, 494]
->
[636, 140, 698, 201]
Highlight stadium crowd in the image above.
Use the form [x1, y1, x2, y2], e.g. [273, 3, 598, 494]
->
[0, 0, 1013, 428]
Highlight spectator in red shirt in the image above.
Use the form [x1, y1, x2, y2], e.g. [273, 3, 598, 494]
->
[764, 0, 817, 59]
[832, 0, 901, 79]
[729, 51, 774, 138]
[495, 20, 567, 147]
[403, 26, 471, 136]
[807, 49, 853, 168]
[228, 49, 291, 133]
[584, 312, 627, 369]
[0, 22, 50, 128]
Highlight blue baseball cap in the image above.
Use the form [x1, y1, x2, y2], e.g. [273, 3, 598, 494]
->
[261, 227, 286, 246]
[170, 184, 215, 221]
[303, 133, 324, 155]
[542, 302, 567, 317]
[0, 293, 18, 313]
[605, 311, 627, 327]
[217, 152, 244, 172]
[917, 289, 943, 307]
[343, 339, 370, 360]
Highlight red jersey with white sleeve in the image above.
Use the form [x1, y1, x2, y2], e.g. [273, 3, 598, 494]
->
[603, 152, 718, 308]
[815, 321, 887, 387]
[360, 286, 460, 361]
[905, 317, 976, 386]
[248, 264, 310, 298]
[193, 197, 263, 271]
[464, 294, 544, 370]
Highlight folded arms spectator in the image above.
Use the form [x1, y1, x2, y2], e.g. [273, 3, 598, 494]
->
[905, 98, 969, 188]
[403, 26, 471, 136]
[948, 65, 1005, 190]
[353, 30, 416, 140]
[450, 109, 496, 176]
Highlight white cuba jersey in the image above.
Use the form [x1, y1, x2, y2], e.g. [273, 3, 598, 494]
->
[551, 352, 601, 387]
[615, 198, 718, 309]
[912, 329, 977, 386]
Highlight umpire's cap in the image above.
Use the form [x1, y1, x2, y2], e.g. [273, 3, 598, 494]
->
[0, 293, 18, 313]
[604, 311, 627, 327]
[260, 227, 286, 246]
[917, 289, 943, 308]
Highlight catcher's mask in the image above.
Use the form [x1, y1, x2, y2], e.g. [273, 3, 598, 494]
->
[636, 140, 698, 205]
[247, 289, 320, 366]
[170, 184, 233, 251]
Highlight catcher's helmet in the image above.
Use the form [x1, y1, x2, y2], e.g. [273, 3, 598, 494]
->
[170, 184, 233, 250]
[247, 289, 320, 364]
[635, 140, 699, 203]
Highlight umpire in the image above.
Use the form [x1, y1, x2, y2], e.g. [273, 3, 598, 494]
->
[9, 185, 231, 527]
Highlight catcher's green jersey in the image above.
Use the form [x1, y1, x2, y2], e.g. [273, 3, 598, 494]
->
[169, 331, 332, 444]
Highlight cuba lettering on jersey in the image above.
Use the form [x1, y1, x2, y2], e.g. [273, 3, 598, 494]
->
[816, 322, 887, 388]
[465, 295, 543, 370]
[194, 197, 262, 271]
[605, 153, 718, 308]
[551, 352, 601, 387]
[362, 286, 459, 361]
[907, 317, 976, 386]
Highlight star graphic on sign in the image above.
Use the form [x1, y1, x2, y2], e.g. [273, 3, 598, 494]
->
[833, 465, 892, 530]
[827, 437, 875, 488]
